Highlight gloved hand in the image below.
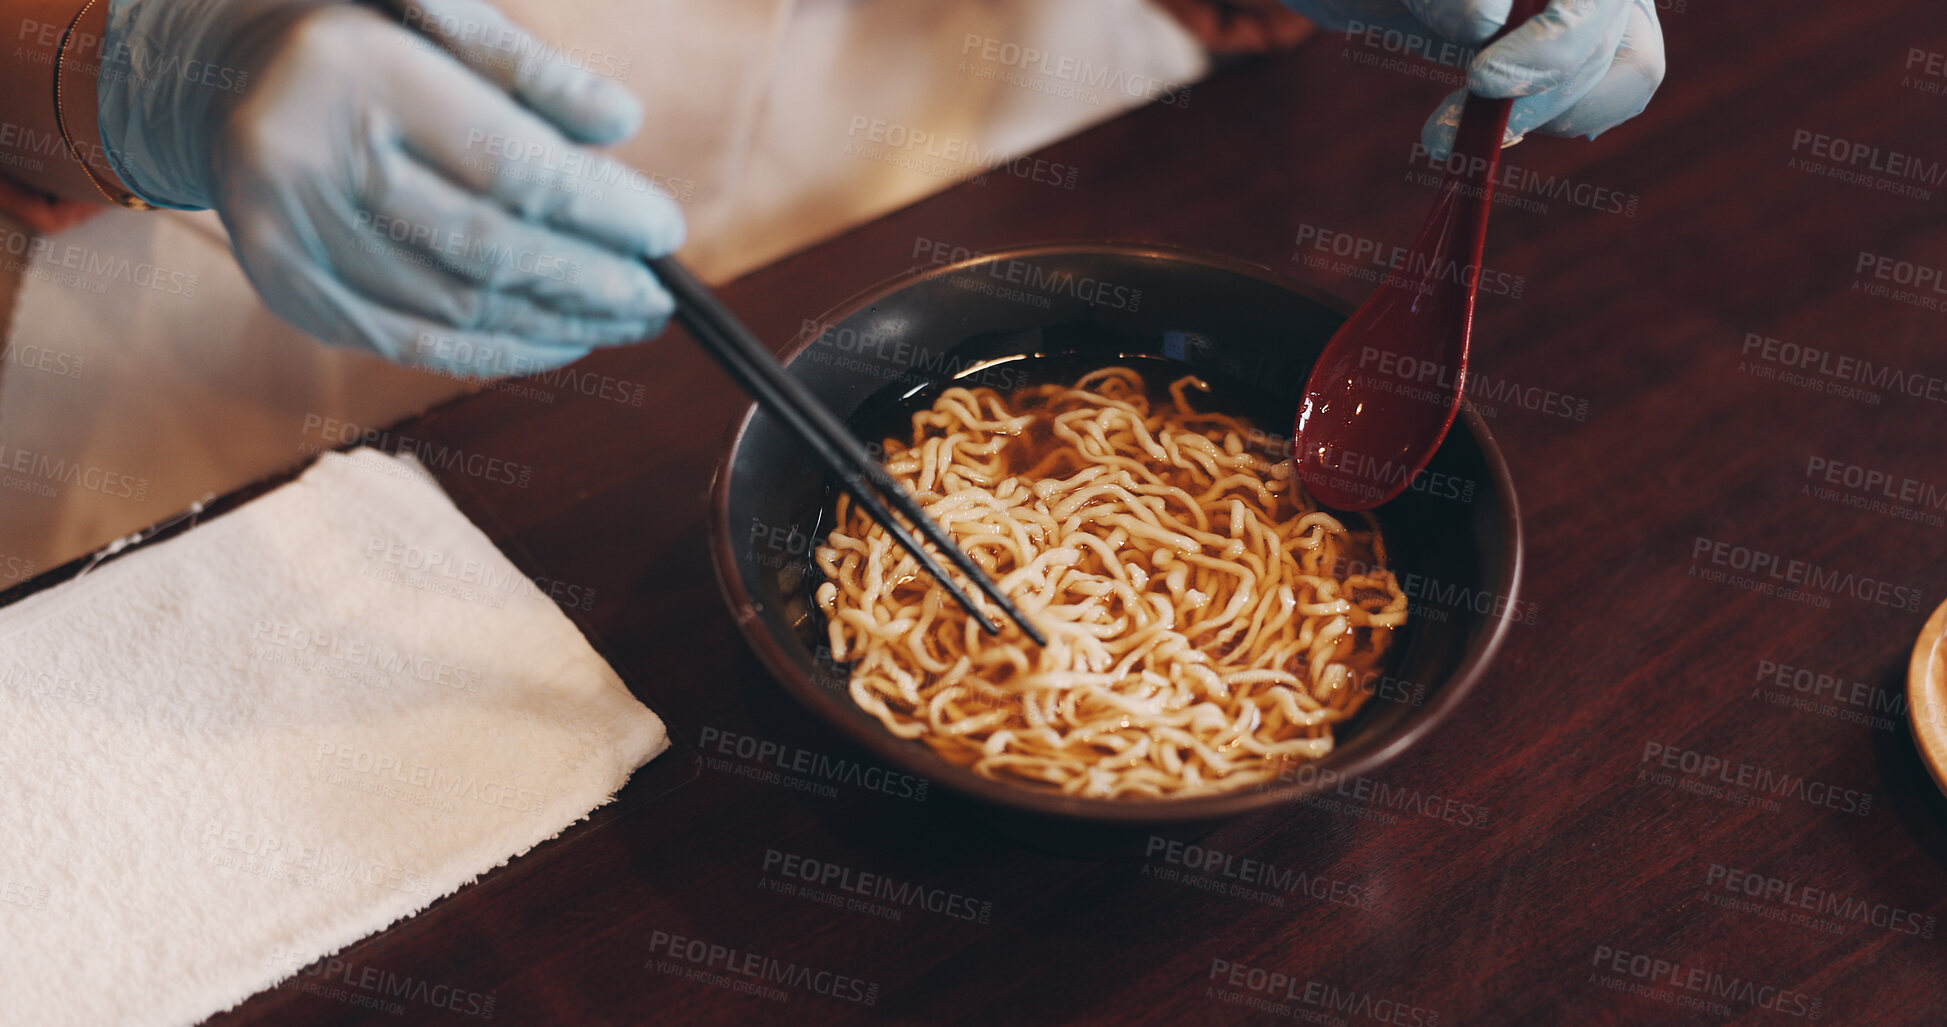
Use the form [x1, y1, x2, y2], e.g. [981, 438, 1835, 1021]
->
[1278, 0, 1664, 159]
[95, 0, 682, 378]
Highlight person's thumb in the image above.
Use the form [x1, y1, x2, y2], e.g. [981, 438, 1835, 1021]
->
[395, 0, 642, 144]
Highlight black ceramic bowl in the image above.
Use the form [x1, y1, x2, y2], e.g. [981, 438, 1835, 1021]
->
[708, 244, 1522, 832]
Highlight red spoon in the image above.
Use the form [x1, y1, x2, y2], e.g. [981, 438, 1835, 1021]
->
[1293, 0, 1546, 510]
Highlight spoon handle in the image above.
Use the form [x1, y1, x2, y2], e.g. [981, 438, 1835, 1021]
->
[1383, 94, 1514, 371]
[1388, 0, 1545, 324]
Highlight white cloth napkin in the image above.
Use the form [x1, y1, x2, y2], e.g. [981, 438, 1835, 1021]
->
[0, 448, 668, 1027]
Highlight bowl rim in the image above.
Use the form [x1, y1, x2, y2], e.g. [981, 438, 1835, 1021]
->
[706, 241, 1525, 824]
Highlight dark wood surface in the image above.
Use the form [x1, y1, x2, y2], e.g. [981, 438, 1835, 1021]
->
[186, 2, 1947, 1023]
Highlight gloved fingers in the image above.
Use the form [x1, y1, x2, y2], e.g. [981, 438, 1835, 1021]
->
[312, 180, 659, 347]
[1534, 0, 1664, 139]
[359, 150, 673, 321]
[238, 228, 602, 376]
[1399, 0, 1510, 45]
[1419, 90, 1470, 160]
[1417, 0, 1628, 159]
[1500, 10, 1625, 135]
[393, 0, 641, 145]
[1424, 87, 1560, 160]
[1468, 0, 1628, 98]
[323, 229, 659, 350]
[394, 72, 685, 259]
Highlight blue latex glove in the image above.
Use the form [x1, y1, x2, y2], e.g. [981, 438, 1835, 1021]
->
[1280, 0, 1665, 159]
[96, 0, 682, 378]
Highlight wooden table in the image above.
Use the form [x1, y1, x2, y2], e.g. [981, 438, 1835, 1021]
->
[190, 2, 1947, 1022]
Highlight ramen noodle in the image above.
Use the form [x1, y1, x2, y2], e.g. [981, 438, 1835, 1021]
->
[813, 367, 1408, 798]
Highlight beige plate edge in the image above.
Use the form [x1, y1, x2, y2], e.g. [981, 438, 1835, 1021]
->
[1908, 597, 1947, 798]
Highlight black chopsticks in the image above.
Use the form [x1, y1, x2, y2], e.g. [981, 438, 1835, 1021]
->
[647, 256, 1046, 646]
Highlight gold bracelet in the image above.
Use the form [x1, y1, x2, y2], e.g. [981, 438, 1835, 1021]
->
[52, 0, 155, 211]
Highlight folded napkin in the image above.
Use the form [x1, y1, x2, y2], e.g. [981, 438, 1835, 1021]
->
[0, 448, 667, 1027]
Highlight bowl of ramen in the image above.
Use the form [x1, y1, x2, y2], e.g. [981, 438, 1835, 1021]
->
[708, 244, 1523, 828]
